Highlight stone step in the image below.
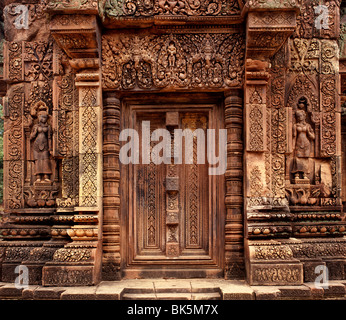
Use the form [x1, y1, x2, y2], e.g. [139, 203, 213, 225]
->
[191, 292, 222, 300]
[122, 293, 158, 300]
[121, 292, 222, 300]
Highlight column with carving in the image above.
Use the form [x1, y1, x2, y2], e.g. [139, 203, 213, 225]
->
[243, 2, 305, 286]
[224, 90, 244, 279]
[102, 92, 121, 280]
[42, 8, 103, 285]
[0, 2, 64, 284]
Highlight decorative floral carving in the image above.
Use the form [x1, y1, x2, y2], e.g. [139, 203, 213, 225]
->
[24, 41, 53, 81]
[254, 245, 294, 260]
[43, 269, 94, 285]
[248, 105, 264, 151]
[53, 248, 92, 262]
[252, 265, 302, 284]
[80, 87, 98, 207]
[250, 166, 262, 198]
[44, 0, 98, 12]
[5, 85, 24, 209]
[294, 0, 340, 39]
[289, 240, 346, 258]
[101, 0, 242, 19]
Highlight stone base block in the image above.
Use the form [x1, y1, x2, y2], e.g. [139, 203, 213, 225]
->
[248, 263, 304, 286]
[42, 265, 97, 286]
[25, 263, 44, 285]
[1, 263, 17, 282]
[302, 260, 325, 282]
[2, 262, 46, 285]
[102, 262, 121, 281]
[225, 261, 246, 280]
[325, 259, 345, 280]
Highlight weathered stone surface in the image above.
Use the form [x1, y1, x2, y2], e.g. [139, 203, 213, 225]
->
[0, 283, 23, 298]
[220, 281, 255, 300]
[0, 279, 344, 300]
[278, 286, 312, 299]
[252, 286, 281, 300]
[323, 281, 346, 297]
[95, 281, 123, 300]
[303, 283, 324, 300]
[33, 286, 67, 300]
[60, 286, 97, 300]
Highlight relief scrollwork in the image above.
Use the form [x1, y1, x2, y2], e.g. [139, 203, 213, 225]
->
[100, 0, 242, 19]
[285, 34, 340, 208]
[44, 0, 98, 12]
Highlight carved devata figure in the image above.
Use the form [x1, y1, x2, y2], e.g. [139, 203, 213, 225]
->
[30, 101, 53, 184]
[292, 106, 315, 181]
[286, 97, 317, 206]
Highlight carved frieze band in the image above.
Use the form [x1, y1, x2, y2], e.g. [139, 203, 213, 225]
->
[44, 0, 98, 13]
[99, 0, 244, 20]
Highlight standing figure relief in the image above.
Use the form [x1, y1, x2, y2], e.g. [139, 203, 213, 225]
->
[30, 101, 53, 184]
[292, 106, 315, 181]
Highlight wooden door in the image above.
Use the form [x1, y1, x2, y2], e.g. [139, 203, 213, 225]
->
[122, 102, 224, 277]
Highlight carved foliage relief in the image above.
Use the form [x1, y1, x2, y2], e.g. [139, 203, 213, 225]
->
[4, 84, 25, 209]
[44, 0, 98, 12]
[79, 87, 99, 207]
[102, 33, 245, 91]
[3, 37, 58, 209]
[284, 35, 340, 208]
[55, 71, 80, 208]
[288, 38, 339, 159]
[294, 0, 341, 39]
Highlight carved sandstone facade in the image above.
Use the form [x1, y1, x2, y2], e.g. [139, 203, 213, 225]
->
[0, 0, 345, 286]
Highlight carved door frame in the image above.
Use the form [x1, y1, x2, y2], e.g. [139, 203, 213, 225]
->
[118, 93, 225, 278]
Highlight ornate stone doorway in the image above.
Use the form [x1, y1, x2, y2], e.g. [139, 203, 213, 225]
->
[120, 98, 225, 278]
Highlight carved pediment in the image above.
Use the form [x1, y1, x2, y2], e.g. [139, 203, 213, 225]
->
[102, 32, 245, 91]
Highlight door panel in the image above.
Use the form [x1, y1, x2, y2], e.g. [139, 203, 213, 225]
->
[122, 102, 223, 273]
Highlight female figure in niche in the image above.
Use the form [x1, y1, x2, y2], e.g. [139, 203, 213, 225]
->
[292, 108, 315, 180]
[30, 103, 52, 183]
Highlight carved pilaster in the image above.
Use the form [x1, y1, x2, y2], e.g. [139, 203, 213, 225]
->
[165, 112, 180, 258]
[0, 12, 60, 282]
[42, 9, 103, 285]
[224, 89, 244, 279]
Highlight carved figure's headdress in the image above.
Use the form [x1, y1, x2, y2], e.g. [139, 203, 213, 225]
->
[31, 101, 49, 117]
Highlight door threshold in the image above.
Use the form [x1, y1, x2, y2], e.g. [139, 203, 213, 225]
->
[122, 268, 224, 279]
